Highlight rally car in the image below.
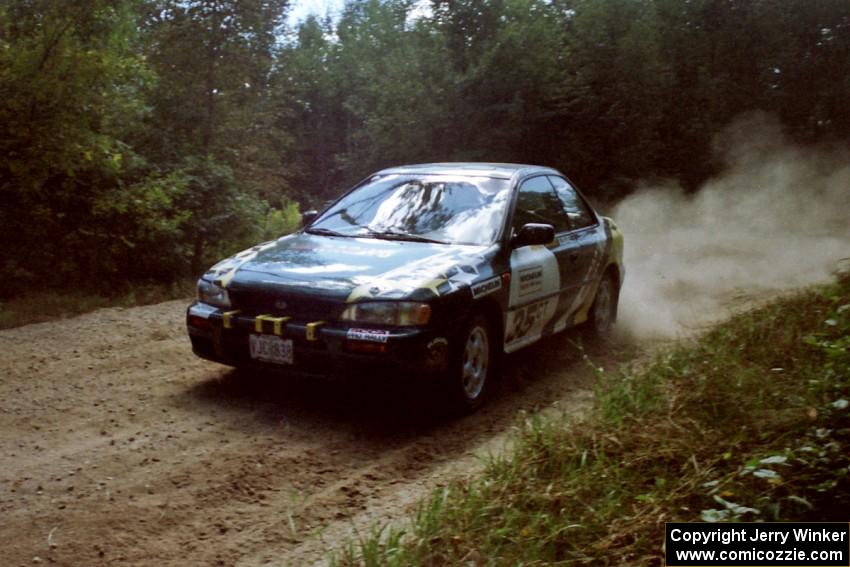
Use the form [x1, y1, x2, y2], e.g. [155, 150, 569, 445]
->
[187, 163, 624, 411]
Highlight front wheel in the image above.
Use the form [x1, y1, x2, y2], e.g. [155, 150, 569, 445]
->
[586, 273, 618, 341]
[447, 314, 494, 413]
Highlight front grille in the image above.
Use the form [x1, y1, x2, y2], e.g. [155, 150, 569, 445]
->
[228, 288, 342, 321]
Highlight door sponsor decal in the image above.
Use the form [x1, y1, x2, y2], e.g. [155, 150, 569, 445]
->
[518, 266, 543, 297]
[505, 245, 561, 351]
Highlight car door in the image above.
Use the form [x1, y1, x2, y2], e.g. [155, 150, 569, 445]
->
[504, 175, 577, 352]
[547, 175, 609, 326]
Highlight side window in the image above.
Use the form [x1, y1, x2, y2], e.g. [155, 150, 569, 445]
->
[548, 176, 595, 229]
[513, 176, 571, 233]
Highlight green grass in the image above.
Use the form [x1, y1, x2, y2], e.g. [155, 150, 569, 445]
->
[0, 280, 195, 330]
[334, 271, 850, 566]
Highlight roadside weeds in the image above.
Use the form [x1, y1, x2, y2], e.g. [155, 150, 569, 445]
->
[333, 270, 850, 566]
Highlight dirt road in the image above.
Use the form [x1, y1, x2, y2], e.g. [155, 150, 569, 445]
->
[0, 300, 637, 566]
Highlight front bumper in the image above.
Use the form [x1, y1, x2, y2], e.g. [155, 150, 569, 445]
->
[186, 301, 451, 378]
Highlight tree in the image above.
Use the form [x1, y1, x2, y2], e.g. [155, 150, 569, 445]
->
[274, 15, 348, 204]
[332, 0, 457, 177]
[0, 0, 150, 293]
[139, 0, 292, 271]
[140, 0, 290, 197]
[438, 0, 565, 163]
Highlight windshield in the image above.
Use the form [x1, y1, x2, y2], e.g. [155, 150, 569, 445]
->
[309, 174, 512, 245]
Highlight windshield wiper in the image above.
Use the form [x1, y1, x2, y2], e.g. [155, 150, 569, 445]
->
[305, 227, 351, 237]
[362, 228, 448, 245]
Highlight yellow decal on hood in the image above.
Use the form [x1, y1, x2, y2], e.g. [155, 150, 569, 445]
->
[343, 249, 484, 303]
[209, 240, 281, 288]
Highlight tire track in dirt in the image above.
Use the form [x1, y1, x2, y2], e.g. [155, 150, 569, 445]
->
[0, 300, 639, 566]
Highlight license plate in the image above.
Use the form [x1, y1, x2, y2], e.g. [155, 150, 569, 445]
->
[249, 334, 293, 365]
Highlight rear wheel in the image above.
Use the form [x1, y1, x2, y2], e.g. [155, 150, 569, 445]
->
[448, 314, 494, 413]
[586, 273, 618, 341]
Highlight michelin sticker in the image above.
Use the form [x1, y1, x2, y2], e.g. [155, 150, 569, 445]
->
[471, 276, 501, 298]
[347, 328, 390, 343]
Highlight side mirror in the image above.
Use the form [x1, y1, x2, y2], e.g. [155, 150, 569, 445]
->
[301, 210, 319, 225]
[512, 223, 555, 248]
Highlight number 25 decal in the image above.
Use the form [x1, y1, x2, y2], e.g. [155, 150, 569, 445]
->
[506, 300, 550, 343]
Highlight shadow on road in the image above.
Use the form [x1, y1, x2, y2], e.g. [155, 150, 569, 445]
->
[181, 328, 640, 443]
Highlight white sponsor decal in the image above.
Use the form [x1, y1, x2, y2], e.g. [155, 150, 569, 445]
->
[346, 328, 390, 343]
[518, 266, 544, 297]
[471, 276, 502, 298]
[505, 243, 561, 351]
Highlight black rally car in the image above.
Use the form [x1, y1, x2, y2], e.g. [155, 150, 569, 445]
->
[187, 163, 624, 411]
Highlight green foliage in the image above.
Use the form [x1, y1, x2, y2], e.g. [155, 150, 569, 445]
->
[260, 201, 302, 241]
[140, 0, 290, 191]
[0, 0, 149, 188]
[0, 0, 292, 296]
[279, 0, 850, 196]
[0, 0, 152, 294]
[333, 272, 850, 565]
[274, 15, 350, 203]
[333, 0, 457, 174]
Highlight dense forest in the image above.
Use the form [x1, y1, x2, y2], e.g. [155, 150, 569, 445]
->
[1, 0, 848, 296]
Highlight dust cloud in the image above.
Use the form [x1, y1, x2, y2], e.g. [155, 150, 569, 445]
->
[613, 112, 850, 339]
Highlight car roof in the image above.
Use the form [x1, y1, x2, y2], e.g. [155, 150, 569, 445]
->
[375, 162, 561, 180]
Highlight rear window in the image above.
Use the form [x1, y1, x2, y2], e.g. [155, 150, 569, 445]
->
[548, 176, 596, 229]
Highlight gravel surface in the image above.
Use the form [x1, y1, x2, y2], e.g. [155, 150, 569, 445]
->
[0, 299, 633, 566]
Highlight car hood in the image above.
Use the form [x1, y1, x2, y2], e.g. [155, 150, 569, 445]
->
[203, 232, 495, 303]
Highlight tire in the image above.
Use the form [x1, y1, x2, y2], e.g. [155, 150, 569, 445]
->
[447, 313, 494, 413]
[586, 273, 618, 341]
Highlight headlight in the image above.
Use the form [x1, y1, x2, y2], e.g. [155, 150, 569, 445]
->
[340, 301, 431, 326]
[197, 279, 231, 308]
